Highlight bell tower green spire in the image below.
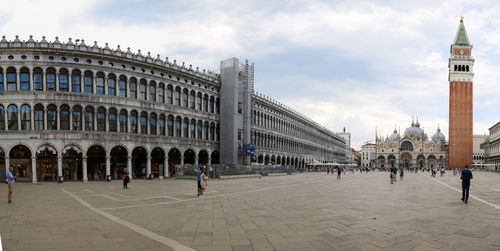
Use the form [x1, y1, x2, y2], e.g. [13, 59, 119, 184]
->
[454, 16, 470, 46]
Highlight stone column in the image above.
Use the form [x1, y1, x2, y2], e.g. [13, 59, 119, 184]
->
[104, 77, 108, 95]
[57, 156, 63, 182]
[69, 109, 73, 131]
[80, 74, 84, 93]
[44, 108, 48, 130]
[3, 108, 7, 131]
[126, 79, 130, 98]
[105, 155, 111, 181]
[42, 69, 46, 91]
[56, 72, 60, 92]
[30, 107, 34, 130]
[16, 69, 20, 91]
[5, 157, 9, 177]
[128, 111, 132, 133]
[82, 157, 88, 182]
[94, 111, 97, 131]
[68, 72, 72, 92]
[57, 108, 60, 130]
[194, 156, 198, 166]
[92, 75, 97, 94]
[2, 69, 6, 91]
[164, 157, 169, 178]
[31, 156, 37, 183]
[127, 156, 132, 181]
[147, 156, 151, 178]
[17, 107, 21, 131]
[159, 158, 164, 180]
[105, 112, 109, 132]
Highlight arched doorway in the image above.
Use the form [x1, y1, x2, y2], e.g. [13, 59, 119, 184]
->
[388, 155, 396, 168]
[276, 155, 281, 165]
[377, 156, 386, 168]
[168, 148, 181, 177]
[151, 147, 165, 178]
[36, 145, 57, 182]
[258, 154, 263, 164]
[211, 151, 219, 164]
[271, 155, 276, 165]
[110, 146, 128, 180]
[10, 145, 32, 182]
[438, 156, 445, 168]
[417, 155, 425, 168]
[198, 150, 209, 165]
[401, 152, 412, 168]
[264, 155, 270, 165]
[62, 145, 83, 181]
[427, 155, 436, 169]
[87, 145, 106, 181]
[184, 149, 196, 165]
[282, 156, 286, 165]
[132, 147, 147, 179]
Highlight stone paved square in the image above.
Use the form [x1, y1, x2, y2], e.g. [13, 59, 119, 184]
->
[1, 171, 500, 250]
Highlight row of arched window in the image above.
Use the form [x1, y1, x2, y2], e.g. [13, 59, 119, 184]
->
[454, 64, 470, 72]
[0, 67, 220, 114]
[0, 104, 220, 141]
[253, 109, 343, 148]
[251, 131, 339, 160]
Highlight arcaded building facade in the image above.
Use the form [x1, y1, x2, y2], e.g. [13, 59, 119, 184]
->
[0, 36, 347, 183]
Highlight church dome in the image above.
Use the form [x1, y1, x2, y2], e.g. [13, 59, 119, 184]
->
[389, 129, 399, 141]
[406, 121, 424, 138]
[432, 128, 446, 142]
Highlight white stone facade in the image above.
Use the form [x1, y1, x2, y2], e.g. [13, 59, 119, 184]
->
[0, 36, 348, 182]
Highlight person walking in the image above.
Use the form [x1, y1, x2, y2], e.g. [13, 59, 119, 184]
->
[461, 165, 473, 204]
[7, 166, 18, 204]
[197, 167, 202, 197]
[399, 166, 404, 181]
[390, 166, 394, 184]
[123, 168, 130, 189]
[337, 168, 341, 180]
[199, 167, 208, 198]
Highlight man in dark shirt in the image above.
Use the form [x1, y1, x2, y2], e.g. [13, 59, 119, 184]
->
[461, 165, 473, 204]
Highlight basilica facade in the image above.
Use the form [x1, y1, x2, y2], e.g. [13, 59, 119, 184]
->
[375, 120, 447, 169]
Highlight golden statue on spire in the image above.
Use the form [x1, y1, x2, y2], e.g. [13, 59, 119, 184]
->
[461, 16, 464, 20]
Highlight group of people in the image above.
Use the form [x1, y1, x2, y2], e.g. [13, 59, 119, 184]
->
[5, 164, 474, 205]
[389, 166, 404, 184]
[326, 167, 343, 180]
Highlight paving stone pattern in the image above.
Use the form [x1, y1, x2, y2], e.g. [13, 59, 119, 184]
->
[1, 171, 500, 250]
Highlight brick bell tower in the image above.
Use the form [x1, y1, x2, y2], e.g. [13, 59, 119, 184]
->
[448, 16, 474, 169]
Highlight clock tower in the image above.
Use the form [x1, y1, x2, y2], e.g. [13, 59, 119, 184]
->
[448, 17, 474, 169]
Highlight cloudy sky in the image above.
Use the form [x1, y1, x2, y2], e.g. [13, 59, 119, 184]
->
[1, 0, 499, 149]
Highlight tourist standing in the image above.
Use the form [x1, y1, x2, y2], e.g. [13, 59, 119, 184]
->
[123, 168, 130, 189]
[390, 167, 394, 184]
[199, 168, 208, 198]
[141, 167, 146, 179]
[197, 167, 202, 197]
[461, 166, 473, 203]
[7, 166, 18, 204]
[337, 168, 341, 180]
[399, 167, 404, 181]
